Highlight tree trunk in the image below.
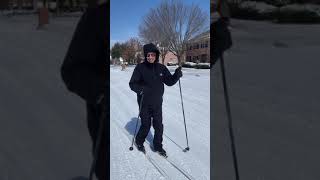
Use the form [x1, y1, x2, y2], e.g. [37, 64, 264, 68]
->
[18, 0, 23, 10]
[76, 0, 80, 9]
[56, 0, 60, 15]
[33, 0, 37, 10]
[69, 0, 73, 10]
[161, 54, 165, 65]
[42, 0, 47, 7]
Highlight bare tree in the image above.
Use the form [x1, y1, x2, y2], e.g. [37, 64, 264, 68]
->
[139, 0, 209, 64]
[139, 18, 170, 64]
[121, 44, 134, 64]
[127, 37, 142, 52]
[121, 38, 142, 65]
[126, 37, 143, 64]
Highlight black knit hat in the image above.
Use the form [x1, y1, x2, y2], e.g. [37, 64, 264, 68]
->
[143, 43, 160, 62]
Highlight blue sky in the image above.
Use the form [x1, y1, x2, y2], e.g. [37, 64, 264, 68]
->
[110, 0, 210, 47]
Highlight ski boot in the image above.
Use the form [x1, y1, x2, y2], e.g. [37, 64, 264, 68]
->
[135, 142, 146, 154]
[155, 147, 167, 158]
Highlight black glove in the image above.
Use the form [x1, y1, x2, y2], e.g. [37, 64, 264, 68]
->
[175, 66, 183, 78]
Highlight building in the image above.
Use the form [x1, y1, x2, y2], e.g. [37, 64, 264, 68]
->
[160, 51, 178, 65]
[186, 30, 210, 63]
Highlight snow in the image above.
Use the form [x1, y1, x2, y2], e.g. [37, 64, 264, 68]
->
[198, 63, 210, 66]
[239, 1, 278, 14]
[184, 62, 197, 66]
[110, 65, 210, 180]
[236, 2, 320, 16]
[281, 4, 320, 16]
[212, 19, 320, 180]
[0, 14, 92, 180]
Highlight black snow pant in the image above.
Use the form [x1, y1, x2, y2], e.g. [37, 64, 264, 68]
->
[86, 103, 107, 180]
[135, 102, 164, 150]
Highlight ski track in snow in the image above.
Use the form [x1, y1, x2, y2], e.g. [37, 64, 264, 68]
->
[110, 65, 210, 180]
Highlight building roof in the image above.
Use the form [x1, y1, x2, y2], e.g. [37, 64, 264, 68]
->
[189, 30, 210, 43]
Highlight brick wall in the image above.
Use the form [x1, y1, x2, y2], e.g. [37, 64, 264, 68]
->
[186, 35, 210, 63]
[159, 51, 178, 65]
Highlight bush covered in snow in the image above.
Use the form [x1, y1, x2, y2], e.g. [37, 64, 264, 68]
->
[228, 1, 320, 23]
[182, 62, 197, 68]
[276, 5, 320, 23]
[280, 3, 320, 16]
[181, 62, 210, 69]
[246, 0, 291, 7]
[167, 61, 178, 66]
[240, 1, 278, 13]
[229, 1, 276, 20]
[195, 63, 211, 69]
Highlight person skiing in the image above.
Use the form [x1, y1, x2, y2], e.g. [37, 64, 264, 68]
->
[129, 43, 183, 157]
[60, 1, 108, 180]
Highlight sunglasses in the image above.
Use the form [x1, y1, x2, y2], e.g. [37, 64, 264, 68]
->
[147, 53, 156, 57]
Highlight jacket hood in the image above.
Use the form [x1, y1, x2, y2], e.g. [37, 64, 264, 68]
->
[143, 43, 160, 63]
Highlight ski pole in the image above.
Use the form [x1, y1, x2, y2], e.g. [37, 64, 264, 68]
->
[220, 54, 240, 180]
[178, 78, 190, 152]
[89, 107, 106, 180]
[129, 94, 144, 151]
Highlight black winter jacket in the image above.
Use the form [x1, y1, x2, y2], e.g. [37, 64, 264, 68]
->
[129, 61, 180, 106]
[61, 3, 108, 105]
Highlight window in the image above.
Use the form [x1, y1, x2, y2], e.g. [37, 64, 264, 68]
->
[192, 44, 198, 49]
